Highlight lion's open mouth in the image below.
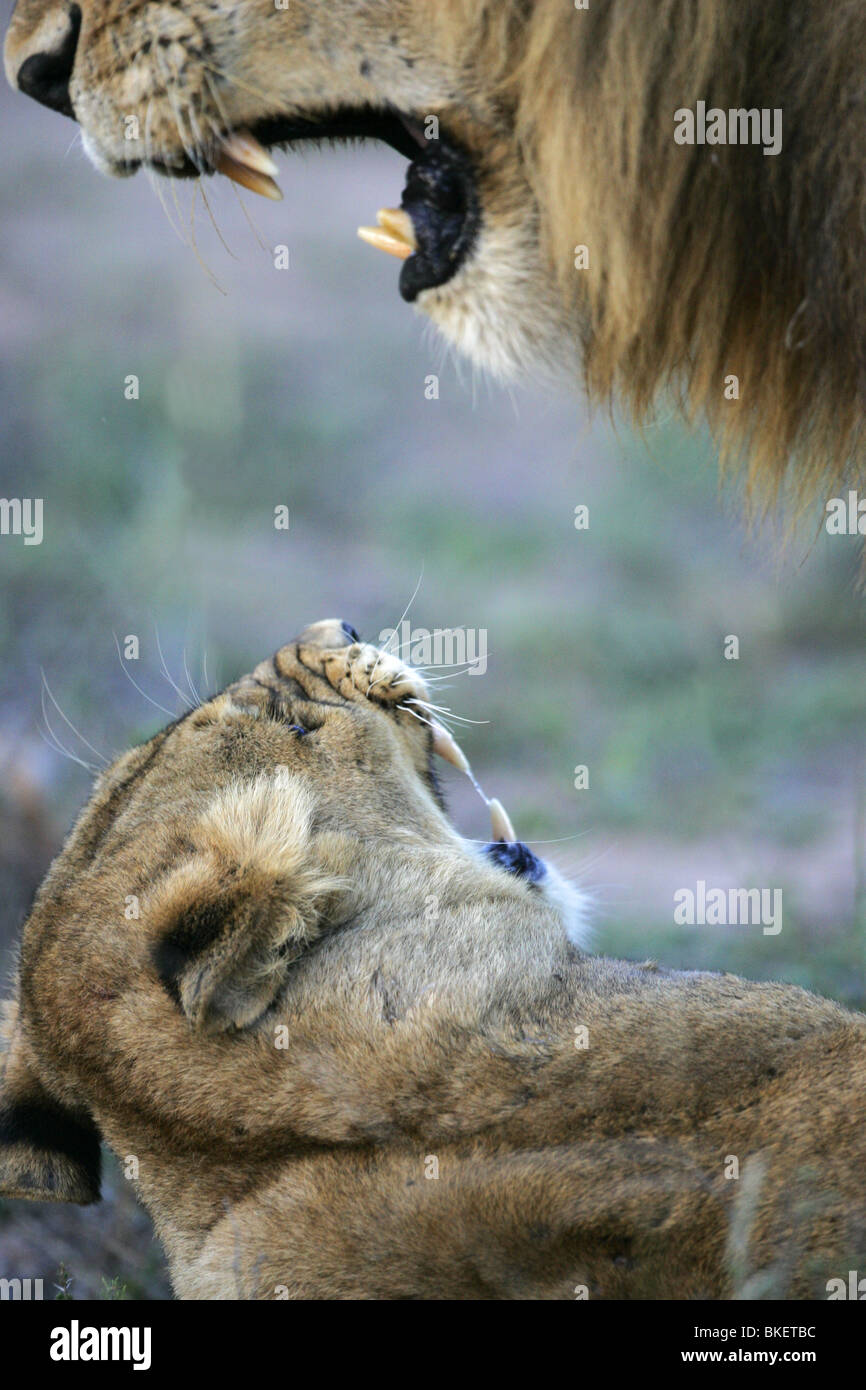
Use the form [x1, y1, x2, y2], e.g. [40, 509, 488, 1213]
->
[149, 105, 480, 299]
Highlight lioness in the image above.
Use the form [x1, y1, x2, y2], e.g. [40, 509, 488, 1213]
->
[0, 619, 864, 1299]
[6, 0, 866, 506]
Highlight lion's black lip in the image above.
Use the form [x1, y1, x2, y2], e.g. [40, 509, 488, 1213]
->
[124, 104, 424, 180]
[249, 104, 422, 161]
[249, 105, 480, 295]
[398, 140, 480, 300]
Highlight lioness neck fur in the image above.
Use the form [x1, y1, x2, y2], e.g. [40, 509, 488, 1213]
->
[6, 0, 866, 511]
[1, 621, 864, 1299]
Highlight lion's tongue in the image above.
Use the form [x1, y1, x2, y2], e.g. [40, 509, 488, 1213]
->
[215, 131, 283, 200]
[429, 721, 517, 843]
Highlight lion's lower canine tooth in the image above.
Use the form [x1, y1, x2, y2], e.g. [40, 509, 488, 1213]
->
[377, 207, 417, 250]
[357, 226, 414, 260]
[430, 720, 471, 775]
[220, 129, 279, 178]
[488, 797, 516, 843]
[214, 150, 283, 200]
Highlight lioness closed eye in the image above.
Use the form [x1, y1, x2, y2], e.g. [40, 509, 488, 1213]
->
[6, 0, 866, 509]
[1, 619, 864, 1300]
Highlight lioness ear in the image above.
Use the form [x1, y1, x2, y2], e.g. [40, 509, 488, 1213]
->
[0, 1000, 101, 1205]
[149, 776, 341, 1034]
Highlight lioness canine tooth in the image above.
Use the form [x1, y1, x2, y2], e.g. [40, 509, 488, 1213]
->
[430, 720, 472, 775]
[488, 797, 516, 844]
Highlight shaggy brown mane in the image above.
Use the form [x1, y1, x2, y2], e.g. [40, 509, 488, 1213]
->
[448, 0, 866, 513]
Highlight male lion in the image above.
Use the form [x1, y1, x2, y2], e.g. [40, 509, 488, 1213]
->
[1, 619, 864, 1299]
[6, 0, 866, 509]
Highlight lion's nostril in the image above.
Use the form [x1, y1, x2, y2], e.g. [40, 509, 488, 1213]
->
[15, 3, 81, 118]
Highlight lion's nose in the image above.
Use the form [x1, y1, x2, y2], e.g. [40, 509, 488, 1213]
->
[7, 1, 81, 117]
[296, 620, 360, 650]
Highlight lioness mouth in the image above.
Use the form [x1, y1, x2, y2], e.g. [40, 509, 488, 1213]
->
[422, 713, 523, 856]
[210, 106, 480, 299]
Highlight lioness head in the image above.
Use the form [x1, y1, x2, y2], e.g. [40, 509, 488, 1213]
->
[8, 0, 866, 501]
[3, 621, 865, 1299]
[0, 618, 584, 1219]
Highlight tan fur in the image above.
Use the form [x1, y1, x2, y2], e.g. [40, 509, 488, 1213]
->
[7, 0, 866, 511]
[0, 619, 864, 1300]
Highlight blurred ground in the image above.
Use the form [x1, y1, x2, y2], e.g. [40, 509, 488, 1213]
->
[1, 75, 864, 1298]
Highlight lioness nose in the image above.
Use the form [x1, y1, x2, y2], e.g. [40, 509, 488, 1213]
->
[8, 1, 81, 117]
[296, 620, 360, 650]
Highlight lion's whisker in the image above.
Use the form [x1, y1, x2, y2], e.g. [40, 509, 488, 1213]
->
[143, 95, 189, 246]
[202, 60, 284, 110]
[197, 174, 237, 260]
[229, 179, 270, 253]
[188, 179, 228, 292]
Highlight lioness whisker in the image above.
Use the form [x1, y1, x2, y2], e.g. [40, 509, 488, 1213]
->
[367, 576, 425, 690]
[38, 687, 103, 776]
[36, 719, 100, 776]
[154, 627, 196, 711]
[112, 632, 181, 720]
[381, 571, 425, 651]
[415, 666, 477, 685]
[405, 697, 487, 726]
[182, 648, 203, 706]
[39, 670, 109, 767]
[398, 703, 435, 730]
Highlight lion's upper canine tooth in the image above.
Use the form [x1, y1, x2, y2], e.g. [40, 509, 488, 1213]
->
[357, 225, 414, 260]
[488, 797, 516, 844]
[376, 207, 417, 250]
[220, 129, 279, 178]
[214, 147, 282, 201]
[430, 720, 472, 775]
